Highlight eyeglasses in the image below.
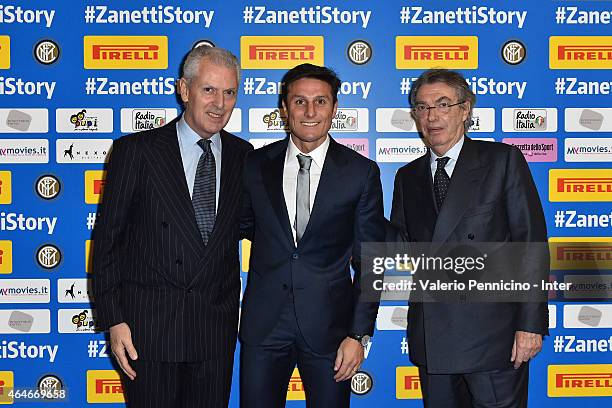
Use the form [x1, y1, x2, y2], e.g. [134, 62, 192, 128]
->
[412, 100, 465, 117]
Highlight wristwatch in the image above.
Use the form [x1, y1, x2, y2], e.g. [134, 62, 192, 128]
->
[348, 333, 371, 347]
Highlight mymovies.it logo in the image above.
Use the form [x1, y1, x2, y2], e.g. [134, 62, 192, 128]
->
[376, 138, 427, 163]
[565, 108, 611, 132]
[502, 108, 558, 132]
[120, 108, 178, 133]
[565, 138, 612, 162]
[0, 139, 48, 163]
[0, 279, 50, 303]
[56, 139, 112, 164]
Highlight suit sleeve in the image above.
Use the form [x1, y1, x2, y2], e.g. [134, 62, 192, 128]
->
[504, 146, 549, 336]
[390, 168, 410, 242]
[240, 151, 255, 241]
[91, 136, 140, 331]
[350, 162, 386, 335]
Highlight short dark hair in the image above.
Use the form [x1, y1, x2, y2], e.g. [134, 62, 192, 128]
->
[281, 63, 341, 105]
[410, 69, 476, 133]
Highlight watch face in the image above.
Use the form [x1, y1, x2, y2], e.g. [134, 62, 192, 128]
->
[361, 335, 371, 346]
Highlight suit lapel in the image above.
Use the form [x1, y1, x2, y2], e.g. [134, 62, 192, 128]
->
[262, 138, 295, 249]
[150, 119, 205, 256]
[413, 151, 437, 241]
[431, 138, 483, 244]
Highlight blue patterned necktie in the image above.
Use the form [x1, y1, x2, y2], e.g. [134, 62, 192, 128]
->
[434, 157, 450, 210]
[192, 139, 216, 245]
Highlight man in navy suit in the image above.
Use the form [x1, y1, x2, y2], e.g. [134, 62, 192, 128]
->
[391, 69, 549, 407]
[240, 64, 386, 407]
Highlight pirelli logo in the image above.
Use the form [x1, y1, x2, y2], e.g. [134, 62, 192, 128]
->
[0, 371, 14, 404]
[0, 36, 10, 70]
[396, 366, 423, 399]
[86, 370, 125, 403]
[549, 237, 612, 270]
[548, 365, 612, 397]
[85, 170, 106, 204]
[550, 36, 612, 69]
[549, 169, 612, 202]
[84, 36, 168, 69]
[286, 368, 305, 400]
[240, 36, 324, 69]
[396, 36, 478, 69]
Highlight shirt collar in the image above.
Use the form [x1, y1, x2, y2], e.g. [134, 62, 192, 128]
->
[430, 136, 464, 165]
[177, 115, 221, 152]
[286, 134, 330, 169]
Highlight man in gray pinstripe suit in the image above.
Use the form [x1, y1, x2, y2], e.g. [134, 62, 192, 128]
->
[92, 46, 252, 407]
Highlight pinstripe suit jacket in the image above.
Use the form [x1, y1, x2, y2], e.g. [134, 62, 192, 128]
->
[92, 118, 253, 362]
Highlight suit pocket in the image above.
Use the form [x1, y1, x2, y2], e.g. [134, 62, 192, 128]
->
[463, 201, 498, 218]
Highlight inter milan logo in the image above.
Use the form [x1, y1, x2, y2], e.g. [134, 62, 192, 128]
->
[351, 371, 373, 395]
[36, 175, 61, 200]
[34, 40, 60, 65]
[501, 40, 526, 65]
[347, 40, 372, 65]
[37, 244, 62, 269]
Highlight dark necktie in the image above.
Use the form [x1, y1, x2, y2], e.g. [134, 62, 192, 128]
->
[192, 139, 216, 245]
[434, 157, 451, 210]
[295, 154, 312, 243]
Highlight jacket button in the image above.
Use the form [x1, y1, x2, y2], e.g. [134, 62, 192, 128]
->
[187, 288, 193, 294]
[176, 259, 182, 265]
[282, 284, 288, 290]
[161, 221, 168, 228]
[292, 253, 299, 260]
[467, 233, 474, 240]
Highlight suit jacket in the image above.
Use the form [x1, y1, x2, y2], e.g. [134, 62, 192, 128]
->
[391, 137, 549, 374]
[92, 118, 253, 362]
[240, 137, 386, 354]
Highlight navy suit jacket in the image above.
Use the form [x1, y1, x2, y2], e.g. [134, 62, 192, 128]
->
[391, 137, 549, 374]
[240, 137, 386, 354]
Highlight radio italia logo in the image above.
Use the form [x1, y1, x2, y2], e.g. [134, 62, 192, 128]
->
[550, 36, 612, 69]
[84, 36, 168, 69]
[240, 36, 324, 69]
[396, 36, 478, 69]
[548, 364, 612, 397]
[549, 169, 612, 202]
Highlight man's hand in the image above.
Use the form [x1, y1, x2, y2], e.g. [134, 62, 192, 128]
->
[333, 337, 364, 382]
[511, 330, 542, 369]
[109, 322, 138, 380]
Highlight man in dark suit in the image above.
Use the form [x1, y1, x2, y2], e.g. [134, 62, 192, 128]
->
[240, 64, 385, 407]
[391, 69, 549, 407]
[92, 46, 252, 407]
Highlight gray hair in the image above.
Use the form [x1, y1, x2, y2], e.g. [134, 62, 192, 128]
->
[182, 46, 240, 84]
[410, 68, 476, 133]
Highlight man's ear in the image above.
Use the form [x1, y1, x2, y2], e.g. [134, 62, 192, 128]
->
[178, 78, 189, 104]
[332, 100, 338, 117]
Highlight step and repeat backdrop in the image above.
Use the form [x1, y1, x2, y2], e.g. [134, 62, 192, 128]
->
[0, 0, 611, 406]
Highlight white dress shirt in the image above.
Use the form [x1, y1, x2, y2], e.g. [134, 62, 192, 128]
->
[283, 135, 330, 244]
[176, 116, 222, 211]
[429, 136, 465, 180]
